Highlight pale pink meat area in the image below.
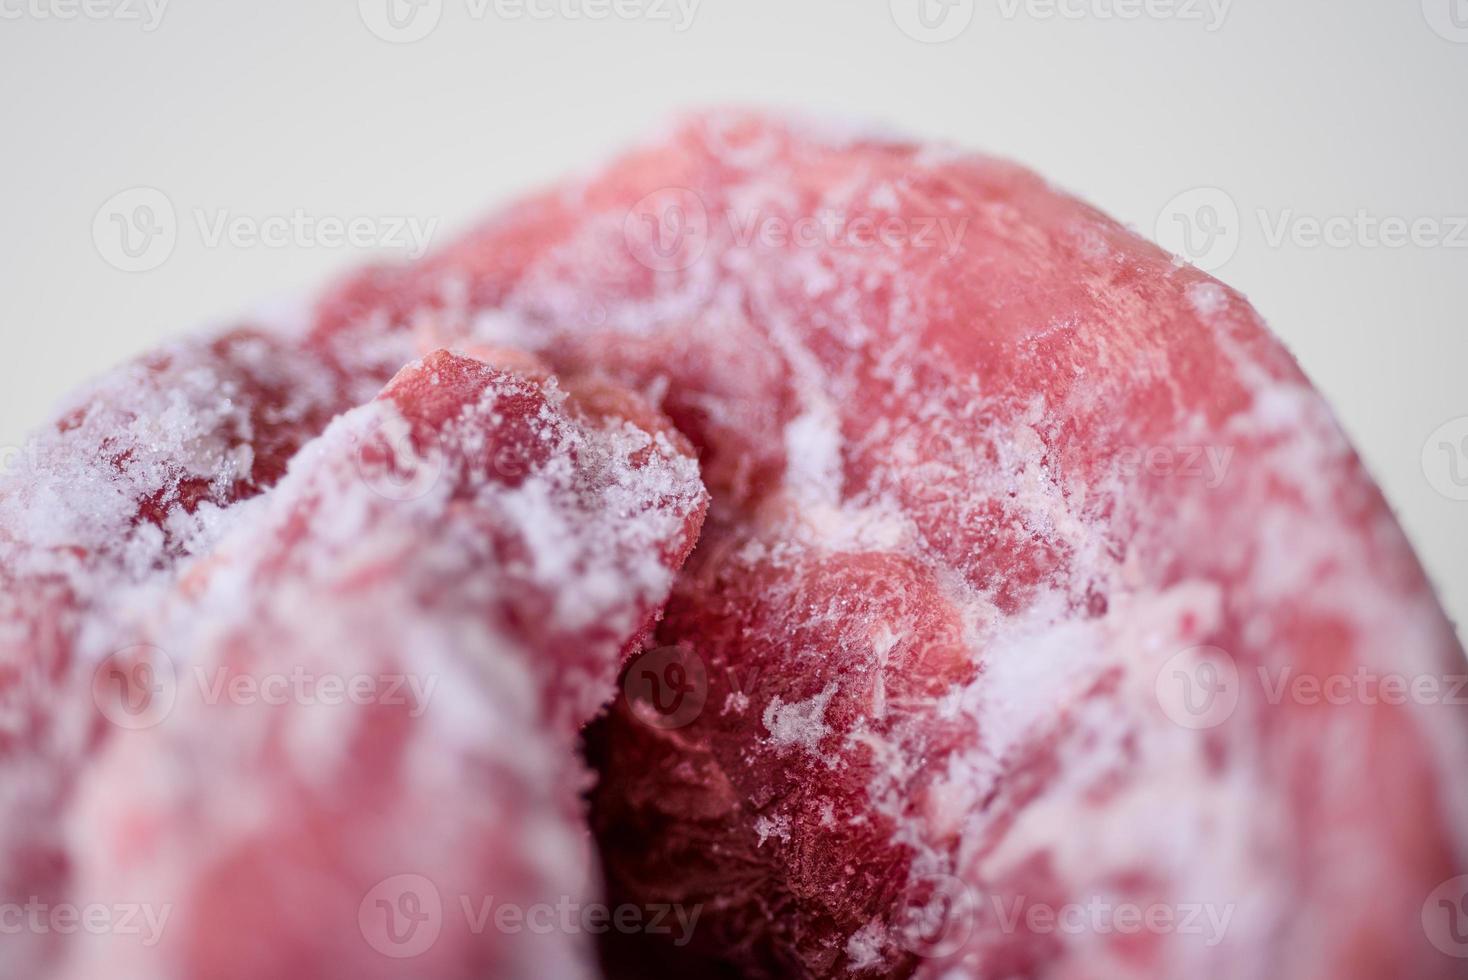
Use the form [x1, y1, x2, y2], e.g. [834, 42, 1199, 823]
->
[309, 111, 1468, 979]
[0, 325, 351, 972]
[55, 351, 706, 980]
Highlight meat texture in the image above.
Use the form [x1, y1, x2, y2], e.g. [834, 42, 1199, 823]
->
[54, 350, 706, 980]
[308, 110, 1468, 980]
[0, 322, 350, 974]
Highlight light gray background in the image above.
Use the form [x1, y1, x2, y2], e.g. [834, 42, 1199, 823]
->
[1, 0, 1464, 634]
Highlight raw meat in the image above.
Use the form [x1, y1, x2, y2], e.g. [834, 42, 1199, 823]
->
[308, 110, 1468, 979]
[0, 322, 349, 973]
[53, 350, 706, 980]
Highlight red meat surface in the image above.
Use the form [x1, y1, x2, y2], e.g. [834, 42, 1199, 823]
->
[3, 109, 1465, 980]
[52, 350, 707, 980]
[307, 111, 1468, 979]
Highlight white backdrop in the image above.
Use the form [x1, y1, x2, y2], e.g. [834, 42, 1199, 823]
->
[1, 0, 1464, 633]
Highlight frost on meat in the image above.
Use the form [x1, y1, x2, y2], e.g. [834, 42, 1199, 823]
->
[309, 111, 1468, 979]
[0, 324, 348, 973]
[55, 351, 706, 980]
